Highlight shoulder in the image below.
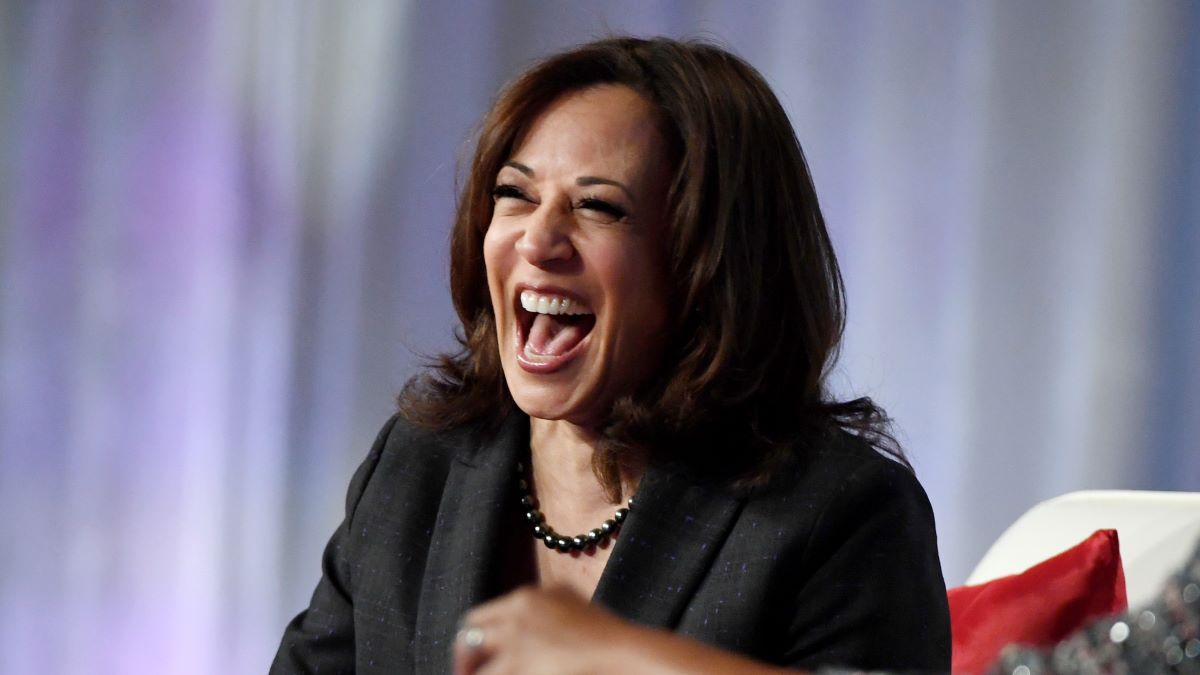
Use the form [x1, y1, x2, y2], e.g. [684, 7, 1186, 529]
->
[739, 431, 949, 670]
[346, 412, 509, 521]
[734, 429, 939, 575]
[667, 428, 949, 669]
[371, 412, 475, 471]
[748, 429, 932, 521]
[376, 408, 510, 463]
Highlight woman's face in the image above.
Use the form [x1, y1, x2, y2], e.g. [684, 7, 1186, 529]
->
[484, 84, 673, 427]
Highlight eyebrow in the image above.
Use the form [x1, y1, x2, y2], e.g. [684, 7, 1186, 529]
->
[502, 161, 636, 203]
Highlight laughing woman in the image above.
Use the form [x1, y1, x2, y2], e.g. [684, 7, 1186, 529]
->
[272, 37, 950, 674]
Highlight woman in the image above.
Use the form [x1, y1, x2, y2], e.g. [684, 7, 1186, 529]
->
[272, 37, 950, 674]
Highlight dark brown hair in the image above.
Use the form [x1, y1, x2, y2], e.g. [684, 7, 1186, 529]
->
[401, 36, 904, 498]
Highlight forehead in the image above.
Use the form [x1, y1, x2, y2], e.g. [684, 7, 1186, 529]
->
[508, 84, 668, 180]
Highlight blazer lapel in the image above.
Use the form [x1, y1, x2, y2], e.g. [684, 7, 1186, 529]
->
[412, 416, 525, 673]
[592, 463, 743, 628]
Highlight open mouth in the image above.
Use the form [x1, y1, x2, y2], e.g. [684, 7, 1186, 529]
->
[515, 288, 596, 371]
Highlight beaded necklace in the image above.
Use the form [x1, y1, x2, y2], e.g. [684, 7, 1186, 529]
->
[516, 460, 632, 553]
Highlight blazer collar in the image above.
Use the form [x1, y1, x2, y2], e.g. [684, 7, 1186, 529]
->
[412, 415, 526, 673]
[411, 415, 744, 669]
[592, 460, 743, 627]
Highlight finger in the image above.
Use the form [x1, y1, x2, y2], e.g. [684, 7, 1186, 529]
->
[453, 609, 525, 675]
[471, 651, 515, 675]
[452, 623, 493, 675]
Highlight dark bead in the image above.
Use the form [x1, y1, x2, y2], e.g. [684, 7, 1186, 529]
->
[614, 508, 629, 523]
[627, 496, 634, 508]
[525, 509, 543, 523]
[543, 533, 557, 549]
[600, 519, 615, 534]
[533, 524, 547, 537]
[587, 529, 602, 543]
[572, 536, 587, 550]
[519, 495, 535, 508]
[555, 537, 572, 551]
[518, 479, 528, 491]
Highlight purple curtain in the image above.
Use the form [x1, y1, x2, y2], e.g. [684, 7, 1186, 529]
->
[2, 1, 1197, 672]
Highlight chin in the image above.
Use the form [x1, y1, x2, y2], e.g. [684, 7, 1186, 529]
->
[504, 369, 601, 425]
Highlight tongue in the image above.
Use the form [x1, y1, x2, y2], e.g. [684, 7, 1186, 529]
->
[526, 313, 589, 356]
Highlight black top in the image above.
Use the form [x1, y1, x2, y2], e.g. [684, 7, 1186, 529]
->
[271, 413, 951, 674]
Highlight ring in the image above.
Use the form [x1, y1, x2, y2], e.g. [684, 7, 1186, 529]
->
[457, 625, 485, 650]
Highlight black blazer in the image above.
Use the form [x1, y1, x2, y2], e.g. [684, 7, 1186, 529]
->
[271, 414, 950, 674]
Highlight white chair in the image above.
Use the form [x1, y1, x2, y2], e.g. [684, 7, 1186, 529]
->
[966, 490, 1200, 608]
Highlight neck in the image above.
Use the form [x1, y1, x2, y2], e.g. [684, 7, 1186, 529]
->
[528, 417, 644, 507]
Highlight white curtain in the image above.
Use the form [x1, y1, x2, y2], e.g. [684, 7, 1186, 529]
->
[1, 1, 1196, 673]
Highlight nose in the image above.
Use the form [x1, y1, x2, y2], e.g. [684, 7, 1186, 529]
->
[515, 204, 574, 266]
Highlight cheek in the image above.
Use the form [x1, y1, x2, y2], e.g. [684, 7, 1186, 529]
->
[482, 225, 509, 303]
[482, 223, 500, 271]
[606, 244, 670, 331]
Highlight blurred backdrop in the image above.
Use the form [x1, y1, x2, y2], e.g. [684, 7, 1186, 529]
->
[1, 1, 1198, 673]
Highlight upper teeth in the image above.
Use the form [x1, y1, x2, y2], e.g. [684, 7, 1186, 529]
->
[520, 290, 591, 316]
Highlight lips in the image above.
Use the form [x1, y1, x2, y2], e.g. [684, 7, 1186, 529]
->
[512, 284, 596, 373]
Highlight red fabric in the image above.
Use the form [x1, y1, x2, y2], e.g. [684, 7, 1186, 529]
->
[948, 529, 1127, 674]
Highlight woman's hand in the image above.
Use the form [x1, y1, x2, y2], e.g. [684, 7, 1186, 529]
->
[452, 586, 629, 675]
[452, 586, 791, 675]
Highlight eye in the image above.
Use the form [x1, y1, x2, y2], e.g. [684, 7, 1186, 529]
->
[492, 184, 530, 202]
[576, 197, 627, 222]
